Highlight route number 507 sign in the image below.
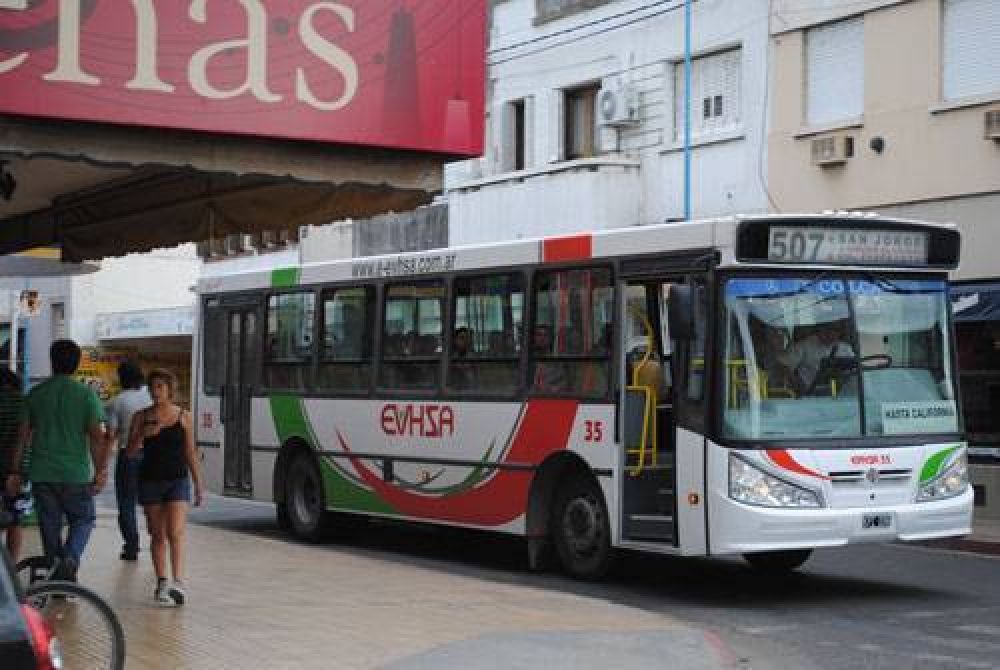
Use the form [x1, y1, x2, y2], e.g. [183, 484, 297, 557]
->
[767, 226, 929, 266]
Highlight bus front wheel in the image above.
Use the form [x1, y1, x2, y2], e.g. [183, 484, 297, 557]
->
[742, 549, 813, 573]
[551, 476, 612, 580]
[285, 452, 333, 542]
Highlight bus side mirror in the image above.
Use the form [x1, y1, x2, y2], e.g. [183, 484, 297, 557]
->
[668, 285, 694, 341]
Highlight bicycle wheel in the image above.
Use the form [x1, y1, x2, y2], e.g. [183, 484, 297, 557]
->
[24, 580, 126, 670]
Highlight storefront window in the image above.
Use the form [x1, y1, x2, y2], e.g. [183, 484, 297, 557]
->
[956, 321, 1000, 456]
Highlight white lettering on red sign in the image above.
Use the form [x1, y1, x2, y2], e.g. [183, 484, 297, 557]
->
[1, 0, 359, 111]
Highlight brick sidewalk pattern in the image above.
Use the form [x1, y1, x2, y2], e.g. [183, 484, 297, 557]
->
[17, 508, 731, 670]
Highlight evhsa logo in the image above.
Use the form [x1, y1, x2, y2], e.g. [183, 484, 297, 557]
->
[381, 404, 455, 438]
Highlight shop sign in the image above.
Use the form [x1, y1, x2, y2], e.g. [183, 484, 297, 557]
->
[0, 1, 485, 156]
[96, 307, 195, 340]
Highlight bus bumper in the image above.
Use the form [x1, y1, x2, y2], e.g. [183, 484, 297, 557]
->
[708, 488, 974, 555]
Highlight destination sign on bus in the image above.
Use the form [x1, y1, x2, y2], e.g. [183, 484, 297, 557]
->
[767, 227, 929, 266]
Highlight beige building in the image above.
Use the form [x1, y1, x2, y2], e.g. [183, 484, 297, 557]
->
[767, 0, 1000, 517]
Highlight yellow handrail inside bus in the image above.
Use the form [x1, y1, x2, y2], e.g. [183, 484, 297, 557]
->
[626, 305, 658, 476]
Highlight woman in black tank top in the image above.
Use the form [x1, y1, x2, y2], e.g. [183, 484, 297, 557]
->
[127, 368, 204, 606]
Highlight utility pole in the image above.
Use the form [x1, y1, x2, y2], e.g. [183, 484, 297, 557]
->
[683, 0, 693, 221]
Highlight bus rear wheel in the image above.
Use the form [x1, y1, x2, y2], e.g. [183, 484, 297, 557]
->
[742, 549, 813, 573]
[285, 451, 333, 542]
[551, 476, 612, 580]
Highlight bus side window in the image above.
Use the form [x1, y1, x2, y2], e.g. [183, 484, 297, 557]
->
[531, 267, 614, 397]
[318, 287, 373, 392]
[380, 282, 445, 391]
[449, 273, 524, 395]
[263, 291, 315, 391]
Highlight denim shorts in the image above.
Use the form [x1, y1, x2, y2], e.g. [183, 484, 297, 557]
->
[139, 477, 191, 505]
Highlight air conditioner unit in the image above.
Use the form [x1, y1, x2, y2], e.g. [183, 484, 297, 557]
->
[258, 229, 280, 248]
[811, 134, 853, 167]
[598, 84, 639, 127]
[984, 109, 1000, 140]
[226, 233, 252, 254]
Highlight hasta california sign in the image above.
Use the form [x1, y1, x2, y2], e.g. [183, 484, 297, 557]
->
[0, 0, 485, 155]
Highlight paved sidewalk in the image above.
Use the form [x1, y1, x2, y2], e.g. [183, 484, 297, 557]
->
[17, 500, 738, 670]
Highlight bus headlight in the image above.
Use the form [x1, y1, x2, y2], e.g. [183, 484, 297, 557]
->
[729, 454, 822, 508]
[917, 453, 969, 502]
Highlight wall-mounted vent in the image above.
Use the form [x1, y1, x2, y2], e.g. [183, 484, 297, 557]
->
[811, 134, 853, 166]
[985, 109, 1000, 140]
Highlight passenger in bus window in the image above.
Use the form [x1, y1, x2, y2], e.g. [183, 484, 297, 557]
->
[450, 327, 475, 390]
[532, 324, 568, 392]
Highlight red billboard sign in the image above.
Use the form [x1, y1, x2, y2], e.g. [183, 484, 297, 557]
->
[0, 1, 485, 156]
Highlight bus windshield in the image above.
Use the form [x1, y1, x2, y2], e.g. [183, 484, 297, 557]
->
[722, 276, 959, 441]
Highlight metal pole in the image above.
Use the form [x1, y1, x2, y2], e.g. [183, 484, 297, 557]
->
[22, 279, 30, 391]
[8, 290, 18, 377]
[683, 0, 693, 221]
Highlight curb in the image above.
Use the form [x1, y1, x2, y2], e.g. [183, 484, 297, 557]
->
[917, 537, 1000, 557]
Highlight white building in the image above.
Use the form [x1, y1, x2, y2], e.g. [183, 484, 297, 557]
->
[445, 0, 773, 245]
[0, 245, 200, 382]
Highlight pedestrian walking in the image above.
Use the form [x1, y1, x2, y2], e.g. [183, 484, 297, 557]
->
[5, 339, 109, 581]
[106, 360, 151, 561]
[0, 367, 29, 562]
[127, 368, 203, 606]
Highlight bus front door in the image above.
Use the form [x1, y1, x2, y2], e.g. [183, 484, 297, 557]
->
[620, 281, 677, 544]
[223, 307, 257, 497]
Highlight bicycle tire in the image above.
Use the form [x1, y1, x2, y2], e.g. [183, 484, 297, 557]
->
[24, 580, 127, 670]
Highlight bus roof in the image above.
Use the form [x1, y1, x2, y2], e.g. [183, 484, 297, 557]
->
[197, 213, 958, 294]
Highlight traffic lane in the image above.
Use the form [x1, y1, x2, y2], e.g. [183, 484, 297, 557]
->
[187, 501, 998, 670]
[605, 546, 1000, 670]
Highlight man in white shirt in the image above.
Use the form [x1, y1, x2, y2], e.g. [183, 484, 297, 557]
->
[106, 361, 152, 561]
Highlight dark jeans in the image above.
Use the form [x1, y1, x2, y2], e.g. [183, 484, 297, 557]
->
[115, 451, 141, 554]
[33, 482, 96, 572]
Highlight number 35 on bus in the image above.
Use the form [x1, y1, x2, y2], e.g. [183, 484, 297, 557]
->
[194, 214, 971, 578]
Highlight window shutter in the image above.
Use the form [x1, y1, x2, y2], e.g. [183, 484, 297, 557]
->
[806, 17, 864, 126]
[673, 49, 742, 141]
[943, 0, 1000, 101]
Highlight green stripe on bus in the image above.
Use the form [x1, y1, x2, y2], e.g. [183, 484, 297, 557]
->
[268, 394, 397, 515]
[271, 267, 300, 288]
[919, 446, 959, 484]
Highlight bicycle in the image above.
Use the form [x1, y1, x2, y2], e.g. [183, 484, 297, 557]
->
[4, 522, 126, 670]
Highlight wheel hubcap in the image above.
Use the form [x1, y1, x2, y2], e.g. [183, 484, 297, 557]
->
[291, 463, 320, 526]
[562, 495, 603, 557]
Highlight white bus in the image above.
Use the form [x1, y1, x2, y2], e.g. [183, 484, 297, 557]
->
[194, 214, 972, 577]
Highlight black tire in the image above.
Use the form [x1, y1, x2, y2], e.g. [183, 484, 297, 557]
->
[275, 501, 292, 532]
[285, 451, 334, 542]
[743, 549, 813, 573]
[24, 580, 127, 670]
[551, 476, 613, 580]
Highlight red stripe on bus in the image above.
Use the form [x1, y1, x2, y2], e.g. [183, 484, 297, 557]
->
[338, 399, 580, 526]
[543, 235, 592, 263]
[765, 449, 830, 480]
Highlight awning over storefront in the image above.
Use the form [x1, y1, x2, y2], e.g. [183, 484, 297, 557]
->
[0, 117, 442, 262]
[951, 282, 1000, 322]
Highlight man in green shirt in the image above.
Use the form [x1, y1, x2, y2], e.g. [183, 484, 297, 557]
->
[5, 340, 109, 581]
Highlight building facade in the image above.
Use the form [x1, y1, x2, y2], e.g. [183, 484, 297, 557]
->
[767, 0, 1000, 516]
[445, 0, 773, 245]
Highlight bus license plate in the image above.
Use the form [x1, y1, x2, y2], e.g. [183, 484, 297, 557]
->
[862, 513, 892, 530]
